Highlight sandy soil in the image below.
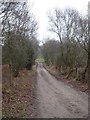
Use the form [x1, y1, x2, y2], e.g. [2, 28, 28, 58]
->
[34, 65, 88, 118]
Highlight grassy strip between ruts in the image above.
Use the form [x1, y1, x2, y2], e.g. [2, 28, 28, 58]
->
[2, 64, 36, 118]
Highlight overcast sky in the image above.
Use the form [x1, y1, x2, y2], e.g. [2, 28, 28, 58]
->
[27, 0, 89, 41]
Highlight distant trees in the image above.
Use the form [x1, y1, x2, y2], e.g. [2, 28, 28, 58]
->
[42, 8, 89, 83]
[0, 2, 38, 77]
[42, 39, 60, 66]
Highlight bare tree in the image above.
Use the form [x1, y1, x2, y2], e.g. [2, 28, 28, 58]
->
[48, 7, 88, 82]
[48, 8, 80, 70]
[1, 2, 38, 78]
[48, 9, 64, 59]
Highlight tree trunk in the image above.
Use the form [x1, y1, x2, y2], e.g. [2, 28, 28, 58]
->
[66, 68, 73, 79]
[81, 65, 88, 83]
[88, 2, 90, 90]
[9, 59, 13, 85]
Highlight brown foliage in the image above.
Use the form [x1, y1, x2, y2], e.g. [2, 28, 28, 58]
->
[2, 65, 36, 118]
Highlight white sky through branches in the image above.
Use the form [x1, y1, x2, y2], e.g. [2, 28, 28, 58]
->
[27, 0, 89, 42]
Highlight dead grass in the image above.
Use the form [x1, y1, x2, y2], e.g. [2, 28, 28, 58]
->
[2, 65, 36, 118]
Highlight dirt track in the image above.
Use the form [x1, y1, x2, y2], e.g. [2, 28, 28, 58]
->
[34, 65, 88, 118]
